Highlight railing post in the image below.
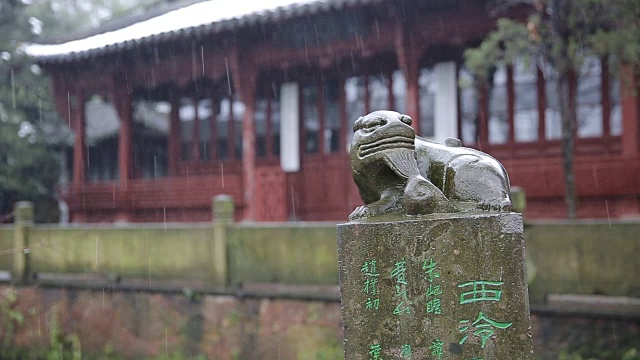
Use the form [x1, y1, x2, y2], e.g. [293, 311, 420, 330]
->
[13, 201, 33, 284]
[212, 195, 233, 287]
[510, 186, 527, 214]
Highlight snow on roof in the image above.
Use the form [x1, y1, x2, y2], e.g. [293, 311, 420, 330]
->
[25, 0, 372, 62]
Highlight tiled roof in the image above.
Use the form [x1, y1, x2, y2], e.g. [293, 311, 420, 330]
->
[25, 0, 379, 63]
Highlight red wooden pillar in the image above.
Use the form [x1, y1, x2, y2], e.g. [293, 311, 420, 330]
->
[209, 97, 218, 161]
[601, 59, 611, 138]
[387, 71, 395, 110]
[364, 76, 371, 114]
[537, 67, 546, 142]
[72, 91, 86, 187]
[318, 78, 326, 155]
[192, 98, 201, 161]
[116, 84, 133, 189]
[241, 76, 257, 220]
[478, 83, 490, 148]
[506, 65, 515, 146]
[229, 46, 258, 220]
[394, 22, 421, 135]
[406, 63, 420, 135]
[168, 89, 180, 175]
[621, 65, 640, 157]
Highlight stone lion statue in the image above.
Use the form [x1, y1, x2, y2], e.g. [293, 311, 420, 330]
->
[349, 110, 512, 220]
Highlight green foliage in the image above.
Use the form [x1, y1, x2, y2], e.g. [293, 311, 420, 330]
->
[0, 0, 164, 222]
[466, 0, 640, 81]
[0, 0, 68, 222]
[465, 18, 533, 82]
[46, 306, 82, 360]
[0, 288, 24, 358]
[464, 0, 640, 219]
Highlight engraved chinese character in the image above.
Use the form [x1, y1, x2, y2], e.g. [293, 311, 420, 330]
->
[426, 298, 442, 314]
[369, 343, 383, 360]
[361, 260, 380, 277]
[400, 344, 412, 359]
[457, 281, 503, 304]
[429, 339, 444, 359]
[362, 259, 380, 310]
[393, 301, 411, 316]
[426, 284, 443, 297]
[366, 297, 380, 310]
[364, 277, 379, 295]
[422, 258, 440, 282]
[391, 259, 407, 285]
[459, 311, 513, 348]
[391, 258, 410, 316]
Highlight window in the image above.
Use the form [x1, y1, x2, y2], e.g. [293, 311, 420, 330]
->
[132, 98, 170, 178]
[368, 74, 389, 111]
[543, 64, 562, 140]
[233, 96, 245, 159]
[345, 76, 365, 149]
[345, 70, 409, 146]
[255, 81, 281, 159]
[392, 70, 407, 115]
[302, 81, 320, 154]
[85, 94, 120, 181]
[179, 97, 196, 161]
[458, 67, 478, 145]
[609, 57, 622, 136]
[488, 65, 509, 144]
[419, 67, 436, 138]
[514, 59, 538, 142]
[577, 56, 603, 138]
[198, 98, 213, 161]
[217, 98, 231, 160]
[324, 78, 340, 153]
[255, 94, 268, 157]
[176, 79, 243, 164]
[271, 87, 281, 156]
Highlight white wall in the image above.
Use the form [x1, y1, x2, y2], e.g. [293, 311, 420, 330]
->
[280, 82, 300, 172]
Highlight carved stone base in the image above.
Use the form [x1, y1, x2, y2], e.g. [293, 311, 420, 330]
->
[337, 212, 534, 359]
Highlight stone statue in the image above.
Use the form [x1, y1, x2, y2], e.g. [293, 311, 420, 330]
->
[349, 110, 512, 220]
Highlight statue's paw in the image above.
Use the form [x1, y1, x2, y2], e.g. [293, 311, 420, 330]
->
[349, 205, 368, 220]
[349, 204, 383, 220]
[478, 198, 512, 212]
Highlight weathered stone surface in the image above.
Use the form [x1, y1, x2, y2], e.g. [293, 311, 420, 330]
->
[337, 212, 533, 359]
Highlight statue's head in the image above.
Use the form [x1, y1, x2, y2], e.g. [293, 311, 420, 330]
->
[350, 111, 416, 162]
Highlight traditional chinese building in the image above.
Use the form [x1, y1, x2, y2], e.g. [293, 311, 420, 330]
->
[26, 0, 640, 222]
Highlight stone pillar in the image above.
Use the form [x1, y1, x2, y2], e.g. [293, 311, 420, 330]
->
[337, 213, 534, 359]
[13, 201, 34, 284]
[212, 195, 233, 287]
